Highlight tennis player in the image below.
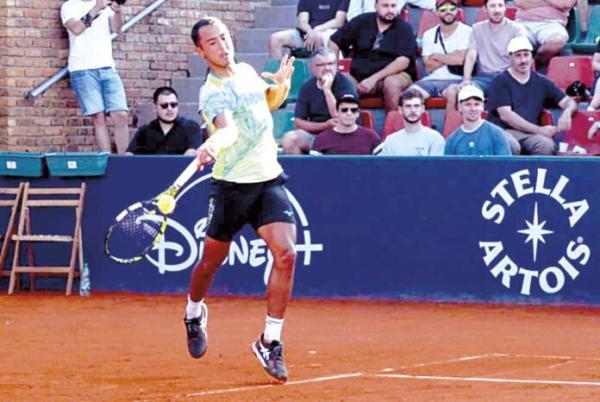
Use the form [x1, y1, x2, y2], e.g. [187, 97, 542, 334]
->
[184, 17, 297, 383]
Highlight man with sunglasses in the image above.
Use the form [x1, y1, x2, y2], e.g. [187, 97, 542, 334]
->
[407, 0, 472, 106]
[126, 87, 203, 155]
[312, 94, 381, 154]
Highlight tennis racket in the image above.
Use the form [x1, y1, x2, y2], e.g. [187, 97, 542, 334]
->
[104, 159, 200, 264]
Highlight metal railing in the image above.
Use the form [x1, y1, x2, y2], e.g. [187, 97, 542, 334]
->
[25, 0, 168, 99]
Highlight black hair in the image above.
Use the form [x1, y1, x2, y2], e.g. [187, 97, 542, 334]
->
[153, 87, 178, 104]
[399, 89, 424, 106]
[191, 17, 222, 46]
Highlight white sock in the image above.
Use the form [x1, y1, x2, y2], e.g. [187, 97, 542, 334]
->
[186, 295, 205, 320]
[263, 315, 284, 343]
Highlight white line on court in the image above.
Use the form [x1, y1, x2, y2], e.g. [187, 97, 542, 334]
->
[185, 372, 364, 398]
[396, 354, 494, 370]
[491, 353, 600, 362]
[376, 373, 600, 387]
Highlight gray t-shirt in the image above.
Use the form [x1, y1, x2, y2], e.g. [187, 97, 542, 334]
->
[378, 126, 445, 156]
[468, 19, 526, 75]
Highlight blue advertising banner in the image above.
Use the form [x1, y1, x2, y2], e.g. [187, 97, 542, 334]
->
[1, 155, 597, 305]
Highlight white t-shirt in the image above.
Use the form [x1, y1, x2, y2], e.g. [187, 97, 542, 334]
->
[347, 0, 435, 21]
[421, 22, 472, 81]
[377, 126, 445, 156]
[61, 0, 115, 72]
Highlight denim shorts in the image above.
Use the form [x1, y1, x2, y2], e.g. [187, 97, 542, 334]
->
[70, 67, 128, 116]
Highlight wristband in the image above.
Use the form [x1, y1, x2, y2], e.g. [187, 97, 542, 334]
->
[81, 12, 93, 27]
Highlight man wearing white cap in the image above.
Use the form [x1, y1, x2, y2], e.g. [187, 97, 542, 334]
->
[444, 84, 511, 155]
[487, 36, 577, 155]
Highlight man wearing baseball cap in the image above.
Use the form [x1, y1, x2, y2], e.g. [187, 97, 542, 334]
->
[487, 36, 577, 155]
[444, 84, 511, 155]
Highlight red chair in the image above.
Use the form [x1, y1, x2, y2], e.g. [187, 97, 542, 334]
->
[359, 110, 375, 130]
[474, 7, 517, 23]
[338, 58, 351, 74]
[463, 0, 484, 6]
[381, 110, 432, 140]
[556, 111, 600, 155]
[425, 97, 447, 109]
[417, 9, 465, 39]
[399, 7, 410, 23]
[539, 110, 553, 126]
[546, 56, 594, 92]
[359, 97, 385, 109]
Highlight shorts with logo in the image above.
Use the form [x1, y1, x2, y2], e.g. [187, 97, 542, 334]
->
[206, 173, 296, 242]
[70, 67, 128, 116]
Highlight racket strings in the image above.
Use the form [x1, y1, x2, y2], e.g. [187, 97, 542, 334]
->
[106, 204, 165, 260]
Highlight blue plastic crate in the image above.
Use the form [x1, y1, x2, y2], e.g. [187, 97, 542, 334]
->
[45, 152, 109, 177]
[0, 152, 44, 177]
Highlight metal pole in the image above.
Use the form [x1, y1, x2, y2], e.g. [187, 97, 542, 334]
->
[25, 0, 168, 99]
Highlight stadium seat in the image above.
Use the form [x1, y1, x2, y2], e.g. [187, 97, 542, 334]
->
[462, 0, 484, 6]
[474, 6, 517, 22]
[425, 97, 447, 109]
[272, 109, 295, 141]
[539, 110, 553, 126]
[359, 96, 385, 109]
[263, 58, 311, 104]
[381, 110, 432, 140]
[338, 58, 351, 74]
[570, 6, 600, 54]
[546, 56, 594, 92]
[399, 7, 410, 22]
[359, 110, 375, 130]
[556, 111, 600, 155]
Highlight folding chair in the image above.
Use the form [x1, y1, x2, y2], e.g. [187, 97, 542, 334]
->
[8, 183, 86, 296]
[0, 183, 25, 278]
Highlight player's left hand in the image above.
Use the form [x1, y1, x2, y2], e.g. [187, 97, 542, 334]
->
[261, 54, 295, 87]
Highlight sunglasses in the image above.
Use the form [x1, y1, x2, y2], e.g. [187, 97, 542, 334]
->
[437, 4, 457, 13]
[159, 102, 178, 109]
[340, 107, 359, 113]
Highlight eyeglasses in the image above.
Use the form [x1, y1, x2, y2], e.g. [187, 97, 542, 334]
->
[437, 4, 457, 13]
[340, 107, 359, 114]
[314, 61, 337, 68]
[159, 102, 178, 109]
[372, 32, 384, 51]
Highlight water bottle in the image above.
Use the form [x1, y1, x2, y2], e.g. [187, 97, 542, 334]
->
[79, 262, 91, 297]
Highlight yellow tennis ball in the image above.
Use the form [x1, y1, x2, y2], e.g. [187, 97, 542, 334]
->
[156, 194, 176, 215]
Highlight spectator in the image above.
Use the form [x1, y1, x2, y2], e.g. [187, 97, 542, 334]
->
[329, 0, 417, 111]
[588, 39, 600, 111]
[445, 85, 511, 156]
[445, 0, 526, 112]
[487, 37, 578, 155]
[126, 87, 203, 155]
[376, 89, 445, 155]
[514, 0, 576, 64]
[281, 47, 357, 154]
[347, 0, 435, 21]
[61, 0, 129, 154]
[407, 0, 472, 105]
[576, 0, 589, 42]
[312, 94, 381, 154]
[269, 0, 349, 58]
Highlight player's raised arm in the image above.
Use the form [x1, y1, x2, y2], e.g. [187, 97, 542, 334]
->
[195, 110, 238, 169]
[262, 55, 295, 111]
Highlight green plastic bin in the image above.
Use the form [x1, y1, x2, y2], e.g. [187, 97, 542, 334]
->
[0, 152, 44, 177]
[45, 152, 109, 177]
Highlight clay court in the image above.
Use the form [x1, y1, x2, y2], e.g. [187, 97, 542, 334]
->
[1, 293, 600, 401]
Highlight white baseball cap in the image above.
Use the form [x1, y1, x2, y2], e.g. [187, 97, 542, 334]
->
[507, 36, 533, 54]
[458, 85, 484, 102]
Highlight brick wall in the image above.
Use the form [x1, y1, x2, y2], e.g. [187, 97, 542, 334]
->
[0, 0, 268, 152]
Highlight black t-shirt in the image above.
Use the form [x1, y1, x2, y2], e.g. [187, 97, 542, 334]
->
[127, 116, 204, 154]
[297, 0, 349, 28]
[295, 73, 357, 123]
[487, 71, 565, 128]
[329, 12, 417, 81]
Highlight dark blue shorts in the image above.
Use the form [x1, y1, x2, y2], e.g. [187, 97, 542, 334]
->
[206, 174, 296, 242]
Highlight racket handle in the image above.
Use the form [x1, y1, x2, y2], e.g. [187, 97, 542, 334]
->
[174, 158, 200, 189]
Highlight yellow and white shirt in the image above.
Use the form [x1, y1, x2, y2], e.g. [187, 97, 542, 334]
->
[199, 63, 282, 183]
